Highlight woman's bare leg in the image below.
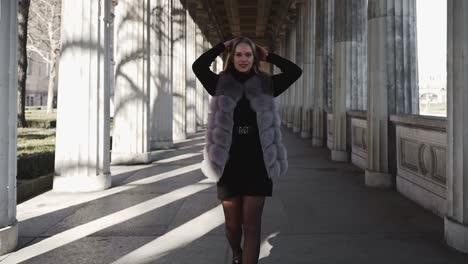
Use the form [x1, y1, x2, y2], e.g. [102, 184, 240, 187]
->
[242, 196, 265, 264]
[222, 196, 243, 260]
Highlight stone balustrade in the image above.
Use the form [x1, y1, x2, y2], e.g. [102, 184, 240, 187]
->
[330, 111, 447, 217]
[390, 114, 447, 217]
[348, 111, 367, 169]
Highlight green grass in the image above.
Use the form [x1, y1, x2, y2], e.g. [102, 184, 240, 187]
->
[419, 102, 447, 117]
[25, 109, 56, 122]
[18, 109, 57, 156]
[17, 128, 56, 157]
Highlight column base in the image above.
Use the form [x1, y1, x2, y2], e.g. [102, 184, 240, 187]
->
[312, 137, 324, 147]
[287, 122, 293, 128]
[53, 173, 111, 192]
[365, 170, 393, 188]
[186, 128, 197, 134]
[172, 133, 186, 142]
[301, 131, 311, 138]
[293, 126, 301, 133]
[151, 140, 174, 150]
[331, 150, 348, 162]
[0, 222, 18, 255]
[111, 152, 151, 165]
[445, 216, 468, 253]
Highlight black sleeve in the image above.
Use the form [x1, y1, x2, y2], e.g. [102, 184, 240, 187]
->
[267, 53, 303, 97]
[191, 42, 225, 96]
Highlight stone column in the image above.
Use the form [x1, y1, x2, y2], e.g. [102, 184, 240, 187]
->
[331, 0, 367, 161]
[312, 0, 325, 147]
[202, 38, 211, 127]
[284, 29, 294, 127]
[54, 0, 112, 191]
[445, 0, 468, 254]
[0, 0, 18, 255]
[293, 3, 304, 134]
[287, 23, 297, 129]
[279, 34, 289, 125]
[324, 0, 334, 111]
[366, 0, 418, 187]
[149, 0, 174, 150]
[346, 2, 367, 110]
[186, 8, 197, 134]
[275, 35, 283, 124]
[112, 0, 155, 164]
[109, 1, 117, 118]
[301, 0, 316, 139]
[195, 26, 204, 130]
[172, 0, 187, 141]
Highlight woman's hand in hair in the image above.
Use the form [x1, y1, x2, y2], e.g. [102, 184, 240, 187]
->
[223, 38, 236, 50]
[256, 45, 269, 61]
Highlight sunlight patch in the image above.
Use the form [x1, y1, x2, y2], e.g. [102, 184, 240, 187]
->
[112, 205, 224, 264]
[17, 163, 202, 221]
[3, 179, 214, 263]
[153, 152, 201, 163]
[259, 232, 280, 260]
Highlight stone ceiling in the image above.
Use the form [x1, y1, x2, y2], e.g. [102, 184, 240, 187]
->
[186, 0, 296, 49]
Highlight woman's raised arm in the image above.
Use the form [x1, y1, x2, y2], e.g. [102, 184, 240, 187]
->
[267, 53, 303, 97]
[191, 42, 226, 96]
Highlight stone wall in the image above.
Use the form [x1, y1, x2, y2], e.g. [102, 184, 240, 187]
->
[325, 111, 447, 217]
[390, 115, 447, 217]
[349, 112, 367, 169]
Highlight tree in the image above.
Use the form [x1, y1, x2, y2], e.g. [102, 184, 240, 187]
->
[18, 0, 32, 128]
[27, 0, 62, 114]
[420, 92, 438, 113]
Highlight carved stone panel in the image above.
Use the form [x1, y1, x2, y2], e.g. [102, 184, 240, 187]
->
[327, 113, 333, 149]
[351, 117, 367, 169]
[397, 127, 446, 185]
[395, 124, 447, 217]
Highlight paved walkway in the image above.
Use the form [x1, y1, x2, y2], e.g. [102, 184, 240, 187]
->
[1, 128, 468, 264]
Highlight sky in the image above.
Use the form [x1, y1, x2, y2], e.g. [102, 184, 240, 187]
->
[416, 0, 447, 90]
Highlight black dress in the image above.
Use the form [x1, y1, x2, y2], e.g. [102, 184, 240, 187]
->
[192, 43, 302, 200]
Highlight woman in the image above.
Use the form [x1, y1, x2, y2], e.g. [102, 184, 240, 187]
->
[192, 37, 301, 264]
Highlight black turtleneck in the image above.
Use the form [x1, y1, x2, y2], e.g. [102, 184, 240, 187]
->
[192, 42, 302, 128]
[230, 68, 256, 126]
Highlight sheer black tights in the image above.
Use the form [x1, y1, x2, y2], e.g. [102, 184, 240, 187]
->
[222, 196, 265, 264]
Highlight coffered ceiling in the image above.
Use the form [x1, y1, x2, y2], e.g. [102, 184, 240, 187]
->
[186, 0, 296, 49]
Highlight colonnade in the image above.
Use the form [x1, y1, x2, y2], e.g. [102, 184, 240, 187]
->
[1, 0, 468, 256]
[279, 0, 417, 180]
[55, 0, 218, 187]
[276, 0, 468, 253]
[53, 0, 216, 190]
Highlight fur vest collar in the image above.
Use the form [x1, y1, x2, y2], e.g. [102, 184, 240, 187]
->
[201, 72, 288, 181]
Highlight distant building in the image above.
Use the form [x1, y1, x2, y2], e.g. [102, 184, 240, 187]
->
[25, 55, 50, 107]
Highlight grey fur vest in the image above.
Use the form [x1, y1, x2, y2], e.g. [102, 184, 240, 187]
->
[201, 72, 288, 181]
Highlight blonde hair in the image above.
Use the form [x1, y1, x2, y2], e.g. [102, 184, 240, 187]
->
[223, 37, 264, 74]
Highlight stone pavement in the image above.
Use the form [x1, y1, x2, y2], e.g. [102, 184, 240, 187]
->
[1, 129, 468, 264]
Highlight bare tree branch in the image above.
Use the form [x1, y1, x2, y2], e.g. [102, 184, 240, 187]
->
[27, 0, 62, 113]
[27, 43, 51, 63]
